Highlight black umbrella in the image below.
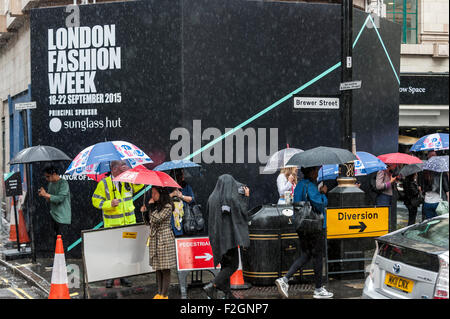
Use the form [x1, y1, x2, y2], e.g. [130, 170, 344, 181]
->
[9, 145, 71, 165]
[7, 145, 71, 262]
[286, 146, 358, 168]
[399, 163, 423, 177]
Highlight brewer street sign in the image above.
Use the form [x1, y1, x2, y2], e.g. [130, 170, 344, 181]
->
[326, 206, 389, 239]
[293, 96, 340, 110]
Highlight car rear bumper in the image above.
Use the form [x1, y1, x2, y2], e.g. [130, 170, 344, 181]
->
[362, 276, 389, 299]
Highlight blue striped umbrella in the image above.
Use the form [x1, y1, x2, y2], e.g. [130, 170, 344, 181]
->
[318, 151, 386, 181]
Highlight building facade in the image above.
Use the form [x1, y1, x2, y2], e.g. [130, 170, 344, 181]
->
[382, 0, 449, 146]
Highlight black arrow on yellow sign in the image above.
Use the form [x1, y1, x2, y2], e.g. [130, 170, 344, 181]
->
[349, 222, 367, 232]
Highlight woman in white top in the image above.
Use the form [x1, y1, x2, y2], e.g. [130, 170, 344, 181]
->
[277, 166, 298, 204]
[422, 170, 449, 219]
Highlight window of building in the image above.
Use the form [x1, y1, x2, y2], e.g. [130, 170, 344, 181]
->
[384, 0, 418, 44]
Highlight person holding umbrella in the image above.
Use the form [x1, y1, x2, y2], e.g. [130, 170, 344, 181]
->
[402, 172, 423, 225]
[91, 159, 144, 288]
[375, 164, 399, 206]
[38, 164, 71, 266]
[277, 166, 298, 204]
[275, 166, 333, 299]
[169, 169, 195, 205]
[140, 187, 177, 299]
[422, 156, 449, 219]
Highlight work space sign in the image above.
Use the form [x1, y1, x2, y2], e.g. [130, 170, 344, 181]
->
[175, 237, 218, 271]
[326, 207, 389, 239]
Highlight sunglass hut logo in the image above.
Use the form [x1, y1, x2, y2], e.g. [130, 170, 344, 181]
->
[48, 108, 122, 132]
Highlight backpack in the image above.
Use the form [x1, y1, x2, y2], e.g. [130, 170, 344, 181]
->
[183, 204, 205, 235]
[171, 198, 185, 236]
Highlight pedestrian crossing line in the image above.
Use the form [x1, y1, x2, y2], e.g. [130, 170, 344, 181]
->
[8, 288, 25, 299]
[16, 288, 34, 299]
[70, 292, 79, 297]
[0, 276, 8, 284]
[15, 263, 33, 268]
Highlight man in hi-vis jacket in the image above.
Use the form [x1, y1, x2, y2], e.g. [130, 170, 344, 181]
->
[92, 160, 144, 288]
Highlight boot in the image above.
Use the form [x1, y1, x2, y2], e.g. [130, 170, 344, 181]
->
[203, 282, 218, 299]
[105, 279, 114, 288]
[120, 277, 132, 287]
[224, 291, 238, 299]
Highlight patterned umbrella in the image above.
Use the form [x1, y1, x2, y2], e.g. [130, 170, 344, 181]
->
[423, 155, 449, 173]
[65, 141, 152, 176]
[409, 133, 449, 152]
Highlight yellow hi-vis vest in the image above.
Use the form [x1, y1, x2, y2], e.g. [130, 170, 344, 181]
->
[92, 176, 144, 228]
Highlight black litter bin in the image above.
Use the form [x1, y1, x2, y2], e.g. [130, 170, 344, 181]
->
[241, 204, 314, 286]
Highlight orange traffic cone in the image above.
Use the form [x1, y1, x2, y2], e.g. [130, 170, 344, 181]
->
[8, 201, 30, 244]
[48, 235, 70, 299]
[230, 247, 251, 290]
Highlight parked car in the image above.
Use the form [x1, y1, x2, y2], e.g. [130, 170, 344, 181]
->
[363, 214, 448, 299]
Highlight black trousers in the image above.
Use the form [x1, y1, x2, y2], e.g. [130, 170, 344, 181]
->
[213, 247, 239, 293]
[406, 204, 418, 226]
[285, 231, 325, 289]
[52, 219, 70, 248]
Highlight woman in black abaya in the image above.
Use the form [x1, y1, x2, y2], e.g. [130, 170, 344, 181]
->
[203, 174, 250, 299]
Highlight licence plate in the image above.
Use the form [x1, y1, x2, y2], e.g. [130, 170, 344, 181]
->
[384, 273, 414, 293]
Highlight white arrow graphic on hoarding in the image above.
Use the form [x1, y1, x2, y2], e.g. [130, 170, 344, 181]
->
[195, 253, 213, 261]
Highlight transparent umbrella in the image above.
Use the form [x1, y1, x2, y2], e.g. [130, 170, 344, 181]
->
[262, 147, 303, 174]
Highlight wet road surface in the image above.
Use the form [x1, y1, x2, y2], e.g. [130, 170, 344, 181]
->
[0, 264, 47, 299]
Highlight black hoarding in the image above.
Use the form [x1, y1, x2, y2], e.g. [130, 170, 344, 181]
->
[30, 0, 401, 257]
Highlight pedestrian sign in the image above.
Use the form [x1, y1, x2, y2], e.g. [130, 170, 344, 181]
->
[175, 237, 219, 271]
[326, 206, 389, 239]
[4, 172, 22, 197]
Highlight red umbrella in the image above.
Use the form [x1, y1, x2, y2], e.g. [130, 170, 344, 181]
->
[87, 165, 147, 182]
[87, 172, 108, 182]
[112, 166, 181, 188]
[377, 153, 423, 165]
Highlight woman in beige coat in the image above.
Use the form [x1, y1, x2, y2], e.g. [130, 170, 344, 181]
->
[141, 186, 176, 299]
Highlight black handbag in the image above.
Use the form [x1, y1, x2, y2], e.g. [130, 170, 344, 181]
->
[410, 192, 424, 207]
[293, 184, 324, 234]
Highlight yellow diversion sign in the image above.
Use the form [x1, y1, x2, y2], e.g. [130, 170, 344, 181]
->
[326, 207, 389, 239]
